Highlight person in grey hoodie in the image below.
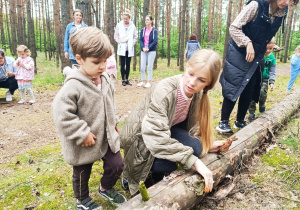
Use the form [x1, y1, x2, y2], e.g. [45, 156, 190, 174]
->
[52, 27, 126, 210]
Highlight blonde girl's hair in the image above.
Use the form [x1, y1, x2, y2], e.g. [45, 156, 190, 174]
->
[70, 27, 112, 61]
[16, 45, 31, 57]
[294, 45, 300, 54]
[123, 9, 131, 19]
[187, 49, 221, 155]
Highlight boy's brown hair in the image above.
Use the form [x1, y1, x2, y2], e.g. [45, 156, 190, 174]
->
[70, 27, 112, 61]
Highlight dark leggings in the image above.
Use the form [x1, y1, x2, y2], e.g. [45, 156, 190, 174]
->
[150, 120, 202, 176]
[72, 146, 123, 201]
[120, 51, 131, 80]
[221, 67, 261, 122]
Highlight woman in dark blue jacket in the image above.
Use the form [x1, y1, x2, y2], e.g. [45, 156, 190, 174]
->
[137, 15, 158, 88]
[216, 0, 298, 133]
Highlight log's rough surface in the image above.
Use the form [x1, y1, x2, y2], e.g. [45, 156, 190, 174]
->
[117, 88, 300, 210]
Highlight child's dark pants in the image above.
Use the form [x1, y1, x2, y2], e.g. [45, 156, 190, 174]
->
[72, 146, 124, 201]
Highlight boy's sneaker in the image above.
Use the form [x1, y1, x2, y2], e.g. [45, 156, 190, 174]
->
[5, 91, 12, 102]
[122, 81, 126, 86]
[145, 82, 151, 88]
[125, 80, 132, 86]
[248, 113, 255, 122]
[259, 106, 265, 113]
[121, 176, 129, 191]
[233, 121, 247, 129]
[216, 120, 233, 133]
[98, 185, 127, 206]
[76, 196, 102, 210]
[137, 82, 145, 87]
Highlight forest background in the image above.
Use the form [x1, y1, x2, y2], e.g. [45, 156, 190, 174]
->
[0, 0, 299, 72]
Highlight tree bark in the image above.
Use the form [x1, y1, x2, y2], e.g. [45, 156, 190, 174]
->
[133, 0, 138, 72]
[17, 0, 25, 45]
[223, 0, 233, 66]
[177, 0, 182, 66]
[167, 0, 172, 67]
[161, 1, 165, 58]
[45, 0, 52, 60]
[207, 0, 214, 45]
[195, 0, 202, 45]
[4, 0, 11, 52]
[142, 0, 150, 27]
[117, 88, 300, 210]
[105, 0, 114, 45]
[9, 0, 18, 56]
[69, 0, 73, 22]
[53, 0, 62, 68]
[61, 0, 71, 69]
[26, 0, 37, 73]
[185, 0, 190, 44]
[0, 0, 6, 50]
[76, 0, 91, 26]
[153, 0, 159, 70]
[180, 0, 187, 71]
[283, 6, 294, 63]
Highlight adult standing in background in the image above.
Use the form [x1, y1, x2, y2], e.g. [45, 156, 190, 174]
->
[184, 34, 201, 61]
[0, 49, 18, 102]
[114, 9, 138, 86]
[216, 0, 298, 133]
[64, 9, 88, 65]
[137, 15, 158, 88]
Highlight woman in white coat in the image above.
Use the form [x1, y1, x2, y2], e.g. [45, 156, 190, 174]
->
[114, 9, 138, 86]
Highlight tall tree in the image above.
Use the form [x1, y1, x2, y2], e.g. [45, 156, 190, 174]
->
[223, 0, 233, 65]
[180, 0, 187, 71]
[195, 0, 202, 44]
[142, 0, 150, 26]
[153, 0, 159, 69]
[17, 0, 25, 45]
[283, 6, 294, 63]
[207, 0, 214, 45]
[177, 0, 182, 66]
[60, 0, 71, 69]
[53, 0, 62, 67]
[185, 0, 190, 44]
[4, 0, 11, 52]
[0, 0, 6, 49]
[26, 0, 37, 72]
[105, 0, 114, 44]
[76, 0, 91, 25]
[133, 0, 138, 72]
[9, 0, 18, 55]
[166, 0, 172, 67]
[161, 1, 165, 58]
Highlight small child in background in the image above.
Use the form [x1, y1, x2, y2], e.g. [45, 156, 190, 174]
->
[248, 38, 277, 121]
[106, 46, 117, 79]
[52, 27, 126, 210]
[14, 45, 35, 104]
[286, 45, 300, 93]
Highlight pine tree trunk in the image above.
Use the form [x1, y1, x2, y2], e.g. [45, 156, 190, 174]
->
[223, 0, 233, 65]
[161, 1, 165, 58]
[153, 0, 159, 70]
[76, 0, 91, 26]
[26, 0, 37, 72]
[283, 7, 294, 63]
[185, 0, 190, 44]
[53, 0, 62, 68]
[46, 0, 52, 60]
[4, 0, 11, 52]
[195, 0, 202, 44]
[207, 0, 213, 45]
[177, 0, 182, 66]
[61, 0, 71, 70]
[69, 0, 73, 22]
[17, 0, 25, 45]
[0, 0, 6, 50]
[9, 0, 18, 56]
[142, 0, 150, 26]
[105, 0, 114, 44]
[238, 0, 243, 13]
[133, 0, 138, 72]
[167, 0, 172, 67]
[180, 0, 187, 71]
[41, 0, 47, 59]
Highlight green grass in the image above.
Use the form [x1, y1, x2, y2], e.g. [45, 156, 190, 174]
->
[1, 53, 300, 209]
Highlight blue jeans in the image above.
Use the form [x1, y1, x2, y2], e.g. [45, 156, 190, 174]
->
[70, 59, 78, 65]
[140, 50, 156, 81]
[287, 67, 300, 91]
[151, 120, 202, 173]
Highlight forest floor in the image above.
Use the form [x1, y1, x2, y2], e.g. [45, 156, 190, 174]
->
[0, 60, 299, 209]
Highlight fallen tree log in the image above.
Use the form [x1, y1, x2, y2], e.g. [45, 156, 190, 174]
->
[117, 88, 300, 210]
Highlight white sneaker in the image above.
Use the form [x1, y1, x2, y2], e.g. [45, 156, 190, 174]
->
[29, 100, 35, 104]
[18, 99, 26, 104]
[145, 82, 151, 88]
[137, 82, 145, 87]
[5, 91, 12, 102]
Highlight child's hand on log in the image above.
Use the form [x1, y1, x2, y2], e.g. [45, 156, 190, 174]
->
[81, 132, 96, 147]
[209, 141, 226, 153]
[193, 159, 213, 193]
[219, 136, 238, 154]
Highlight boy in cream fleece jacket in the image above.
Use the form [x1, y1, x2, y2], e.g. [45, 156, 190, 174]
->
[52, 27, 126, 210]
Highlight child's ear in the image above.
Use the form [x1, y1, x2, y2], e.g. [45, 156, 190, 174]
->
[75, 54, 83, 64]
